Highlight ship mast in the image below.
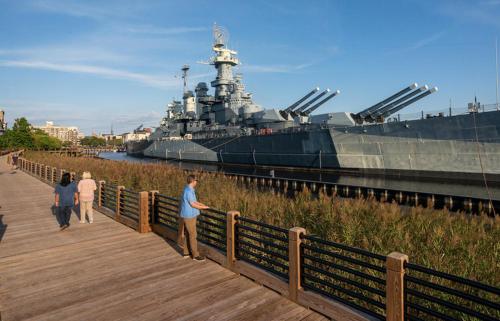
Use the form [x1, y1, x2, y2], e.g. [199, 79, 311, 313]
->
[496, 37, 499, 111]
[210, 23, 239, 100]
[181, 64, 189, 94]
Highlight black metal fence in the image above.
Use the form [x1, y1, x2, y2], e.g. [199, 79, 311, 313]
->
[404, 262, 500, 321]
[101, 183, 117, 212]
[301, 234, 387, 320]
[197, 209, 226, 253]
[235, 217, 289, 280]
[120, 189, 140, 222]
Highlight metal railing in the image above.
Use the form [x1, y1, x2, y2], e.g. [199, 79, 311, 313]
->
[120, 189, 140, 222]
[301, 235, 387, 320]
[236, 217, 289, 280]
[101, 183, 117, 212]
[404, 262, 500, 321]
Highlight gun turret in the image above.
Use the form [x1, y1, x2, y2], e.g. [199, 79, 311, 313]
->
[354, 83, 418, 124]
[369, 85, 428, 121]
[283, 87, 320, 113]
[294, 89, 330, 114]
[380, 87, 438, 119]
[303, 90, 340, 115]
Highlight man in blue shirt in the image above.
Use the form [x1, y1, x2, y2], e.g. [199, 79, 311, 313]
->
[178, 174, 209, 261]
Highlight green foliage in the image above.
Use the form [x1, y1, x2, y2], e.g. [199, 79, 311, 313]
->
[32, 129, 62, 150]
[0, 118, 63, 150]
[80, 136, 106, 147]
[107, 138, 123, 146]
[0, 117, 33, 148]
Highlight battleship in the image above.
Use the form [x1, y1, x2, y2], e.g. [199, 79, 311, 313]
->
[127, 25, 500, 182]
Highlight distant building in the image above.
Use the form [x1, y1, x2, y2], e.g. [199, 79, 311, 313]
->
[34, 121, 84, 144]
[99, 133, 123, 142]
[123, 128, 151, 142]
[0, 109, 6, 135]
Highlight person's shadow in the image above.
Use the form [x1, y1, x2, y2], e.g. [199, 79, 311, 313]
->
[0, 214, 7, 242]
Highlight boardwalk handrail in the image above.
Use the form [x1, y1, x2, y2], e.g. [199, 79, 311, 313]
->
[16, 157, 500, 321]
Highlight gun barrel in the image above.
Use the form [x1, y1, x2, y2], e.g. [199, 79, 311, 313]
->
[371, 85, 428, 119]
[284, 87, 320, 113]
[382, 87, 438, 118]
[295, 89, 330, 113]
[304, 90, 340, 115]
[357, 83, 418, 119]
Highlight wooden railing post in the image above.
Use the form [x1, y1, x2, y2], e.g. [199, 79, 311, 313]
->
[386, 252, 409, 321]
[70, 171, 76, 182]
[226, 211, 240, 270]
[138, 191, 150, 233]
[98, 181, 105, 207]
[289, 227, 306, 302]
[51, 167, 57, 184]
[116, 186, 124, 221]
[45, 165, 50, 181]
[59, 169, 65, 181]
[150, 190, 159, 225]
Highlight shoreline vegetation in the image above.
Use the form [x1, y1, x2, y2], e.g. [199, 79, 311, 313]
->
[25, 151, 499, 287]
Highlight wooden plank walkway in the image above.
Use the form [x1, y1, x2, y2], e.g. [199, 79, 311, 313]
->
[0, 157, 328, 321]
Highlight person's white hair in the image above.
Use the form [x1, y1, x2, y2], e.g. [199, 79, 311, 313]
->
[82, 171, 92, 179]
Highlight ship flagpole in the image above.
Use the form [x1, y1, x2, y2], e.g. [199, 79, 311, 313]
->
[496, 37, 499, 111]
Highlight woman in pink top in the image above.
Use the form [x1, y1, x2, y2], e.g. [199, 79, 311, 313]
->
[77, 172, 97, 223]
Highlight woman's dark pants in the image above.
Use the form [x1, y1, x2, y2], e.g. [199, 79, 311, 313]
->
[57, 206, 72, 227]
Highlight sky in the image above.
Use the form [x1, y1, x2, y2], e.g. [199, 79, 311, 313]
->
[0, 0, 499, 135]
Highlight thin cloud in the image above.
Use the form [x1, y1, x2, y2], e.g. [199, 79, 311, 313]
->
[30, 0, 143, 20]
[0, 60, 179, 89]
[410, 31, 447, 50]
[125, 26, 208, 35]
[241, 62, 316, 73]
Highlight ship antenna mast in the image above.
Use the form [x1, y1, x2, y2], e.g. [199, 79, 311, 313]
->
[181, 64, 190, 94]
[496, 37, 499, 111]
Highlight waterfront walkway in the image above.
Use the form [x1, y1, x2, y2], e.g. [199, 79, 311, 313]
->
[0, 158, 327, 321]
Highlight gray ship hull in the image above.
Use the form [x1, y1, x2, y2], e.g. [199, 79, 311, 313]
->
[142, 110, 500, 181]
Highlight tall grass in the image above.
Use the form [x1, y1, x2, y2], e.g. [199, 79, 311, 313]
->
[26, 152, 499, 287]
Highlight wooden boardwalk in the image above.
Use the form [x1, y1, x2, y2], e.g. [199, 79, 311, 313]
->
[0, 157, 328, 321]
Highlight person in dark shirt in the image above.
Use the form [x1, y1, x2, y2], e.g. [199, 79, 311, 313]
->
[55, 173, 79, 230]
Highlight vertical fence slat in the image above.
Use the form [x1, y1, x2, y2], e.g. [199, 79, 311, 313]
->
[116, 186, 124, 221]
[98, 181, 105, 208]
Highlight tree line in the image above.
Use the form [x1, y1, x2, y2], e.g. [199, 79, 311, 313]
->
[0, 118, 63, 150]
[0, 117, 124, 150]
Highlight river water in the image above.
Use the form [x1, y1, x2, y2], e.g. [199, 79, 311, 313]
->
[98, 152, 500, 200]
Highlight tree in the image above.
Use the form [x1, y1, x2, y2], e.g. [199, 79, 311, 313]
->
[80, 136, 106, 147]
[0, 118, 63, 150]
[32, 129, 62, 150]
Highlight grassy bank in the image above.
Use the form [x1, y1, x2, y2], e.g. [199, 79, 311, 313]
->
[25, 152, 499, 287]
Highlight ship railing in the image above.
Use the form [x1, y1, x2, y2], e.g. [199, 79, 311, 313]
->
[390, 103, 500, 123]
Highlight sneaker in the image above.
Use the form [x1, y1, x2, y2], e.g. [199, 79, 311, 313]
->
[89, 221, 93, 224]
[182, 254, 190, 259]
[79, 221, 85, 224]
[60, 225, 68, 231]
[193, 256, 206, 262]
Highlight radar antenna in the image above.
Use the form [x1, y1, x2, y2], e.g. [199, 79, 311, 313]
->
[213, 23, 229, 47]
